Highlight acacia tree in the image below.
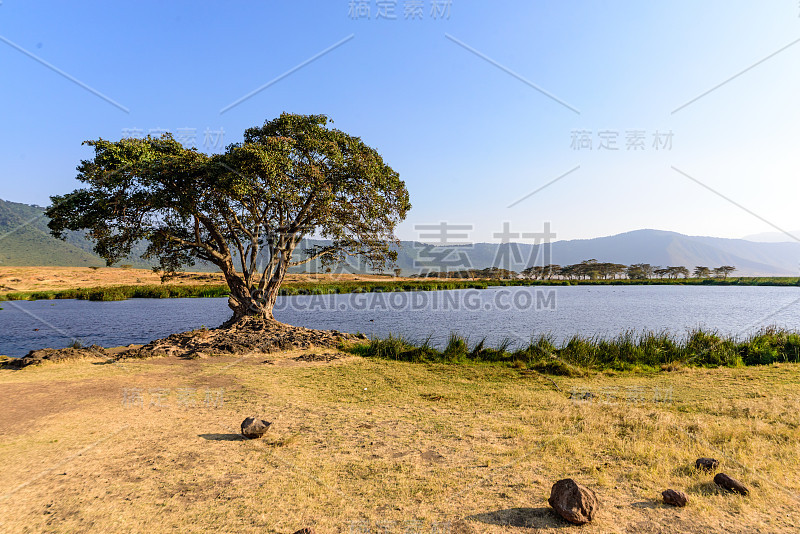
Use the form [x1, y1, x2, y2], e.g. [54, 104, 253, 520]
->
[721, 265, 736, 278]
[47, 114, 411, 323]
[693, 266, 711, 278]
[626, 263, 654, 280]
[675, 266, 690, 279]
[712, 265, 736, 279]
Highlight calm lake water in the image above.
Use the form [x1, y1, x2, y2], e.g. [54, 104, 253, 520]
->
[1, 286, 799, 357]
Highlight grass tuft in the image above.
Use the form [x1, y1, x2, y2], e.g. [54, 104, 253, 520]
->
[346, 327, 800, 374]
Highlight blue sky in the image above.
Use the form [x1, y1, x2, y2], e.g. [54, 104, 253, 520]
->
[1, 1, 799, 243]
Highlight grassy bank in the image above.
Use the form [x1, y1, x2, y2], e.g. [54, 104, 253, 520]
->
[2, 349, 799, 532]
[0, 284, 231, 302]
[2, 276, 799, 302]
[347, 328, 800, 373]
[0, 280, 493, 302]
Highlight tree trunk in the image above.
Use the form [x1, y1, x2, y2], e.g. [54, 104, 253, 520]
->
[220, 251, 292, 327]
[223, 272, 259, 325]
[221, 263, 274, 326]
[259, 252, 290, 319]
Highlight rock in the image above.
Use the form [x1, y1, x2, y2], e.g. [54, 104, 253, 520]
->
[120, 316, 359, 360]
[8, 345, 108, 368]
[548, 478, 599, 525]
[240, 417, 271, 439]
[714, 473, 749, 495]
[695, 457, 719, 471]
[291, 529, 315, 534]
[662, 489, 688, 507]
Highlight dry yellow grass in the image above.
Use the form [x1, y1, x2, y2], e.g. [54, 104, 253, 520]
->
[1, 353, 799, 533]
[0, 266, 409, 294]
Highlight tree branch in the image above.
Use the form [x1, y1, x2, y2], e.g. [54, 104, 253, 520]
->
[289, 246, 340, 267]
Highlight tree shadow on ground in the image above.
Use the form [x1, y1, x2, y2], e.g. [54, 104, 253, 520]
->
[467, 507, 571, 529]
[198, 433, 246, 441]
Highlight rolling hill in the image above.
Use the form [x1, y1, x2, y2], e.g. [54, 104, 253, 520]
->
[0, 199, 105, 267]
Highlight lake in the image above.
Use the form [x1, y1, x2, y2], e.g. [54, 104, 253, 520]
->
[1, 285, 799, 357]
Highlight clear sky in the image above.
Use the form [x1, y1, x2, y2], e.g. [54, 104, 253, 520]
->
[1, 1, 799, 243]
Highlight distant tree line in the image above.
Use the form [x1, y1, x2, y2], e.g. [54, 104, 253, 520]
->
[411, 260, 737, 280]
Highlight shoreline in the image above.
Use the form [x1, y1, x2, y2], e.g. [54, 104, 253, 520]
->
[6, 323, 799, 372]
[2, 276, 799, 302]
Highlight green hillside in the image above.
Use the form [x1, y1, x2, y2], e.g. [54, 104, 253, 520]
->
[0, 199, 105, 267]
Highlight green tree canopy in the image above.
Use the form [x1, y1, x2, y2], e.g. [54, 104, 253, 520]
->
[47, 113, 411, 322]
[626, 263, 654, 280]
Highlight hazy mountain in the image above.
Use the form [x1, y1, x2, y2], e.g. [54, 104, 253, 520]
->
[526, 230, 800, 276]
[384, 230, 800, 276]
[742, 230, 800, 243]
[1, 200, 799, 276]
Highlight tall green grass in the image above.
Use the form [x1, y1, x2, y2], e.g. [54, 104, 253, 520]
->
[346, 328, 800, 373]
[0, 284, 231, 302]
[0, 280, 492, 302]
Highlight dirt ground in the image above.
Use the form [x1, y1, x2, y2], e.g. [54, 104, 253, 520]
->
[1, 351, 799, 533]
[0, 266, 409, 294]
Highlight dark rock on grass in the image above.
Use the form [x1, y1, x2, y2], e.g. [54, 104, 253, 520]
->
[291, 529, 315, 534]
[695, 457, 719, 471]
[241, 417, 272, 439]
[714, 473, 749, 495]
[662, 489, 688, 507]
[6, 345, 107, 368]
[548, 478, 599, 525]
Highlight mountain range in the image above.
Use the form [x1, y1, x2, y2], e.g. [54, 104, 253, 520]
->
[1, 199, 799, 276]
[742, 230, 800, 243]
